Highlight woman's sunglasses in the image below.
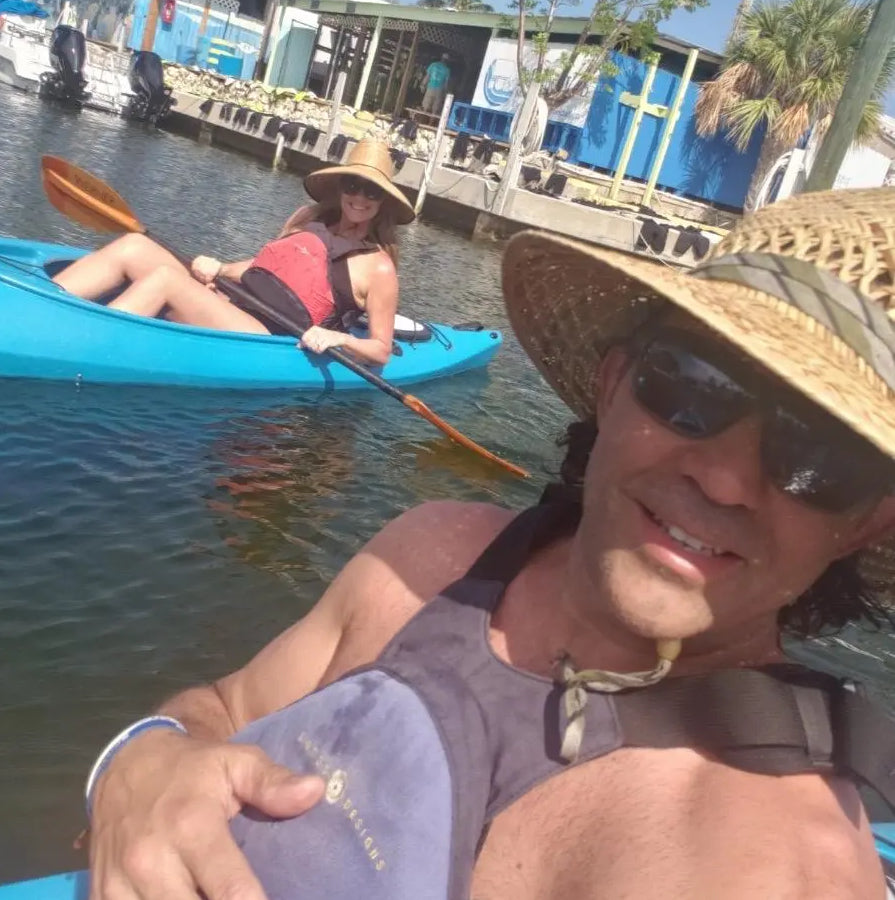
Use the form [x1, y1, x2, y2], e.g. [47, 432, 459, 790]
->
[630, 328, 895, 513]
[340, 175, 385, 202]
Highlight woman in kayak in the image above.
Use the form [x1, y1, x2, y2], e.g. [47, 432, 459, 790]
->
[52, 139, 415, 366]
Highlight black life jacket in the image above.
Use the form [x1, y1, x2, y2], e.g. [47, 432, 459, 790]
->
[226, 498, 895, 900]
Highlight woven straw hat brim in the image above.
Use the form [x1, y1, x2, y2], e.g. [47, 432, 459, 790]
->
[503, 230, 895, 594]
[304, 162, 416, 225]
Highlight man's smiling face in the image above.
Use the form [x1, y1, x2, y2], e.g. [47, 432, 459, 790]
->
[575, 314, 895, 645]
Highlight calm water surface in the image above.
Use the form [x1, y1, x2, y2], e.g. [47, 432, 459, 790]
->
[0, 86, 893, 882]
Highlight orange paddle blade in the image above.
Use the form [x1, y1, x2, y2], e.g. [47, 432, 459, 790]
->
[403, 394, 530, 478]
[41, 156, 143, 235]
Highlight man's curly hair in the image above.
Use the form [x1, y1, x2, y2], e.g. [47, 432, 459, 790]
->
[557, 420, 893, 640]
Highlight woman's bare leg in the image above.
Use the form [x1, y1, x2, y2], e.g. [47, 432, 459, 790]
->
[53, 233, 187, 300]
[108, 266, 271, 334]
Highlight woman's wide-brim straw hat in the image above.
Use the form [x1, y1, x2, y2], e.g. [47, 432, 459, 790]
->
[304, 138, 416, 225]
[502, 186, 895, 587]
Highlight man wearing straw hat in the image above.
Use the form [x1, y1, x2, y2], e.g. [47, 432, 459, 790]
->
[84, 188, 895, 899]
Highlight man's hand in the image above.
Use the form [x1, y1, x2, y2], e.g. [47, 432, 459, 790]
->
[88, 728, 325, 900]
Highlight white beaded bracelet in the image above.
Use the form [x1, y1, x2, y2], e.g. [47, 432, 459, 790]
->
[84, 715, 187, 819]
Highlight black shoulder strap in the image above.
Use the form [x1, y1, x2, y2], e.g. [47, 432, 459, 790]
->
[300, 221, 377, 332]
[614, 665, 895, 809]
[464, 501, 581, 586]
[834, 686, 895, 809]
[238, 267, 314, 336]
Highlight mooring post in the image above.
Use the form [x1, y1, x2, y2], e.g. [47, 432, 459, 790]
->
[414, 93, 453, 216]
[492, 82, 540, 218]
[323, 71, 347, 162]
[273, 132, 286, 169]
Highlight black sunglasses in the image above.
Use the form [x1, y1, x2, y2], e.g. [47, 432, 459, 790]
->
[630, 328, 895, 513]
[340, 174, 385, 202]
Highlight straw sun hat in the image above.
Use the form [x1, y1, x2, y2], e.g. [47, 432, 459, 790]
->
[502, 186, 895, 587]
[304, 138, 416, 225]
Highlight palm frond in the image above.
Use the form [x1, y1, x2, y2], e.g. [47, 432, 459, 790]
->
[772, 102, 810, 146]
[725, 96, 781, 151]
[697, 0, 884, 151]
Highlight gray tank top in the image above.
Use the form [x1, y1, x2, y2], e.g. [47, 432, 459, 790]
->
[227, 498, 895, 899]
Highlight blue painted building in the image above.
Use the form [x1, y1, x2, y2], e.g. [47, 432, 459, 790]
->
[293, 1, 762, 211]
[453, 40, 763, 211]
[128, 0, 261, 80]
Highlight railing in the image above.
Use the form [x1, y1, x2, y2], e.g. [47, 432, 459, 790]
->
[447, 101, 582, 160]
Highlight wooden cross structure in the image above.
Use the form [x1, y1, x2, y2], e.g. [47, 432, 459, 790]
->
[608, 48, 699, 205]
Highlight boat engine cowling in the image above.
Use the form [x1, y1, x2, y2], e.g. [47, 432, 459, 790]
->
[125, 51, 175, 123]
[39, 25, 90, 104]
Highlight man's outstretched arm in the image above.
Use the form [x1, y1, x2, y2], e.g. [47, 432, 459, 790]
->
[86, 499, 511, 900]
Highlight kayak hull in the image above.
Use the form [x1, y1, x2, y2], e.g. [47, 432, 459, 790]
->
[0, 872, 86, 899]
[0, 237, 502, 390]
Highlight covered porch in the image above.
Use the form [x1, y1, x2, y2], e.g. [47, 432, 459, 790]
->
[302, 8, 490, 120]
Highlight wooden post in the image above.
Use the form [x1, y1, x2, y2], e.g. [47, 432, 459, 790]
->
[393, 25, 419, 117]
[380, 30, 405, 113]
[354, 14, 383, 109]
[493, 82, 539, 217]
[263, 3, 287, 87]
[609, 55, 660, 200]
[641, 48, 697, 208]
[323, 70, 348, 160]
[324, 26, 344, 98]
[804, 0, 895, 192]
[253, 0, 280, 81]
[414, 91, 453, 216]
[345, 28, 367, 101]
[198, 0, 210, 37]
[305, 22, 324, 89]
[140, 0, 159, 51]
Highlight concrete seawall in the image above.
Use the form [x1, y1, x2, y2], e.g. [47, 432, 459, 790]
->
[163, 90, 722, 268]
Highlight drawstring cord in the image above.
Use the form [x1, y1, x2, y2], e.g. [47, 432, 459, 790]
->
[555, 639, 682, 763]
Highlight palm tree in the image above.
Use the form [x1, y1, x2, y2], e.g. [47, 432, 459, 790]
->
[696, 0, 895, 208]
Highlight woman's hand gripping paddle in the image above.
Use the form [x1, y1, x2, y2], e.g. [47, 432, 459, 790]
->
[40, 155, 530, 478]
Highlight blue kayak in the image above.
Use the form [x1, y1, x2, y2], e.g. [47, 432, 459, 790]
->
[3, 825, 895, 898]
[0, 237, 502, 390]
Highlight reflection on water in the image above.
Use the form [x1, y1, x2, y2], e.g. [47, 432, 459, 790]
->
[0, 86, 894, 885]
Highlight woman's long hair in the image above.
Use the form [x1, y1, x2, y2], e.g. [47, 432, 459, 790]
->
[278, 197, 400, 267]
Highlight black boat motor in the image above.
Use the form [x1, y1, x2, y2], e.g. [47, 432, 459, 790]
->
[39, 25, 90, 105]
[125, 51, 174, 123]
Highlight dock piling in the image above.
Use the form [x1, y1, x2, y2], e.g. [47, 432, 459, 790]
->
[323, 71, 348, 162]
[414, 93, 453, 216]
[493, 83, 540, 218]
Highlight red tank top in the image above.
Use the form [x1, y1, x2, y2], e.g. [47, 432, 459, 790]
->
[252, 230, 336, 326]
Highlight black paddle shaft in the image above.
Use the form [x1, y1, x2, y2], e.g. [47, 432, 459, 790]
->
[151, 232, 407, 403]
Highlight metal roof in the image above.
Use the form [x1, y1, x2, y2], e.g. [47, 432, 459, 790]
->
[288, 0, 724, 66]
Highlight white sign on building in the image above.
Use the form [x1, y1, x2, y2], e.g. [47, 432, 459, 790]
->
[472, 37, 596, 126]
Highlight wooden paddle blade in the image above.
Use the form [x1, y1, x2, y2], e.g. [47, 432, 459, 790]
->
[42, 156, 135, 218]
[42, 172, 123, 234]
[403, 394, 529, 478]
[41, 157, 143, 235]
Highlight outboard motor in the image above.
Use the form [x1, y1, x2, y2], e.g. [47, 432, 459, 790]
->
[125, 51, 175, 123]
[39, 25, 90, 105]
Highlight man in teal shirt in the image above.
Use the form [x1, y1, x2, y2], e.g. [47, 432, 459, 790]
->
[422, 53, 450, 114]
